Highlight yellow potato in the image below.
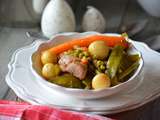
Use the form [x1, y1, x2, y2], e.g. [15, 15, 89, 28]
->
[88, 41, 109, 60]
[42, 63, 60, 79]
[41, 50, 57, 64]
[92, 73, 111, 90]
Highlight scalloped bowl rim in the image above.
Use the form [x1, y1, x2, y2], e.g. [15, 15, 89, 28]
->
[30, 32, 144, 98]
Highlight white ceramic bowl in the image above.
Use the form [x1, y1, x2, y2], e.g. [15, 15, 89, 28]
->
[30, 32, 144, 99]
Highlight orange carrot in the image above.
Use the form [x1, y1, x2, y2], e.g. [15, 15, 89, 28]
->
[49, 35, 129, 55]
[81, 58, 88, 65]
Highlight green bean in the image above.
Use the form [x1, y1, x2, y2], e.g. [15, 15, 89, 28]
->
[95, 70, 102, 74]
[79, 53, 84, 58]
[82, 78, 92, 89]
[107, 45, 124, 79]
[119, 53, 133, 72]
[119, 61, 139, 81]
[118, 68, 123, 74]
[128, 54, 140, 62]
[119, 54, 140, 73]
[111, 76, 121, 86]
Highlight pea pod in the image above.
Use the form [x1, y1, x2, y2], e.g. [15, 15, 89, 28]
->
[107, 45, 124, 79]
[49, 74, 83, 88]
[128, 54, 140, 62]
[111, 76, 122, 87]
[119, 53, 133, 72]
[119, 61, 139, 81]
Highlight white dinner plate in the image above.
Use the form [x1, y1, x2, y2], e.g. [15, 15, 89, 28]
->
[6, 32, 160, 115]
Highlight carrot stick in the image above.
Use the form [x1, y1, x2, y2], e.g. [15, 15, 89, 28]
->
[49, 35, 129, 55]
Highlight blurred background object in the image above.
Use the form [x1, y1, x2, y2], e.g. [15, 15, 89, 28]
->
[82, 6, 106, 33]
[0, 0, 76, 28]
[0, 0, 159, 45]
[32, 0, 49, 20]
[0, 0, 39, 27]
[137, 0, 160, 17]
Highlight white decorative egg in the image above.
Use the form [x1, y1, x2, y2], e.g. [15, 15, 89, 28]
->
[41, 0, 76, 38]
[82, 6, 106, 33]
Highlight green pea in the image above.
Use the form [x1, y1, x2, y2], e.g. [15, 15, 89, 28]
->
[93, 55, 97, 59]
[100, 65, 105, 70]
[97, 61, 101, 65]
[82, 56, 87, 59]
[79, 53, 84, 58]
[73, 52, 79, 57]
[97, 60, 104, 66]
[75, 49, 82, 54]
[83, 52, 89, 57]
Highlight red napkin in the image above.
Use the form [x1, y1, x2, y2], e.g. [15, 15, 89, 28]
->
[0, 100, 115, 120]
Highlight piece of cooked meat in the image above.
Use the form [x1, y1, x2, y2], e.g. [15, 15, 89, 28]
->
[58, 54, 87, 80]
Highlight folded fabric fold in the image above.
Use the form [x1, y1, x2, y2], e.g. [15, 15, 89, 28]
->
[0, 100, 114, 120]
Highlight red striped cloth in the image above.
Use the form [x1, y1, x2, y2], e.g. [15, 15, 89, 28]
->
[0, 100, 114, 120]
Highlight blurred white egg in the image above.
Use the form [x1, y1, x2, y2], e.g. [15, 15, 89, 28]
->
[41, 0, 76, 38]
[32, 0, 49, 18]
[82, 6, 106, 33]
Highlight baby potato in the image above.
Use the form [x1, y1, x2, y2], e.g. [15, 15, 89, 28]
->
[41, 50, 57, 64]
[88, 41, 109, 60]
[42, 63, 61, 79]
[92, 73, 111, 90]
